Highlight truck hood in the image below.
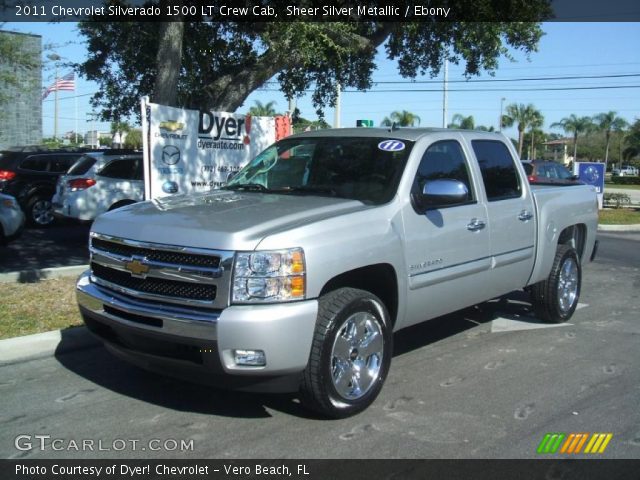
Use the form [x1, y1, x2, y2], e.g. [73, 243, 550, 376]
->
[91, 190, 368, 250]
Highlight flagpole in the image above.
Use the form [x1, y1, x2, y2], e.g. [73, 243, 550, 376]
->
[54, 64, 58, 140]
[75, 94, 78, 145]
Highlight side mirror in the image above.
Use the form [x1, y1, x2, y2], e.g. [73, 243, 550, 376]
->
[412, 179, 469, 212]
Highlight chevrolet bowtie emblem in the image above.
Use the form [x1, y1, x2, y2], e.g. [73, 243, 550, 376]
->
[124, 259, 150, 277]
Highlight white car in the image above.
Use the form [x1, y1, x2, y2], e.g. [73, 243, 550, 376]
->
[0, 193, 25, 245]
[53, 152, 144, 222]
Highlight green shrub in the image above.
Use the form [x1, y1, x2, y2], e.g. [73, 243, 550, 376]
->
[611, 176, 640, 185]
[604, 192, 631, 208]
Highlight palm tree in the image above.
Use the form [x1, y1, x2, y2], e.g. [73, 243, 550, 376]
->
[551, 114, 593, 162]
[593, 111, 628, 169]
[501, 103, 543, 158]
[528, 110, 544, 160]
[248, 100, 278, 116]
[381, 110, 421, 127]
[448, 114, 475, 130]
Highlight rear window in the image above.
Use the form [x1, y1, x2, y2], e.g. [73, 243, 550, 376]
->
[67, 156, 98, 175]
[97, 157, 143, 180]
[19, 155, 49, 172]
[49, 155, 81, 173]
[472, 140, 522, 201]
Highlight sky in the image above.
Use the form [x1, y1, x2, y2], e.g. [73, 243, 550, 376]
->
[3, 21, 640, 142]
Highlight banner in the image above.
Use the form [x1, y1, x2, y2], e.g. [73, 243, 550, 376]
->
[575, 162, 605, 209]
[142, 100, 290, 199]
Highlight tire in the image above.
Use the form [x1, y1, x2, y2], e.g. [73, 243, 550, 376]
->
[300, 288, 393, 418]
[531, 245, 581, 323]
[26, 195, 55, 227]
[108, 200, 135, 212]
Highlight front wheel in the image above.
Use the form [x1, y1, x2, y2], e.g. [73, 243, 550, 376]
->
[531, 245, 581, 323]
[300, 288, 392, 418]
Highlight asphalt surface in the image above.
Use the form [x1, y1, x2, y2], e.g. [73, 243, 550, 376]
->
[0, 222, 90, 275]
[1, 233, 639, 460]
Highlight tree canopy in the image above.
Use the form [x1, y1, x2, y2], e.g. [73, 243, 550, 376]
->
[381, 110, 421, 127]
[77, 1, 550, 122]
[502, 103, 544, 158]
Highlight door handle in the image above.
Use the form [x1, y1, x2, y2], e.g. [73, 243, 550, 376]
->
[467, 218, 486, 231]
[518, 210, 533, 222]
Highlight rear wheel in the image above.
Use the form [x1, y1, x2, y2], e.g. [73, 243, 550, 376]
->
[531, 245, 581, 323]
[300, 288, 392, 418]
[27, 195, 55, 227]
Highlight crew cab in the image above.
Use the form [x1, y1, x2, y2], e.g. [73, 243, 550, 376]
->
[77, 128, 598, 418]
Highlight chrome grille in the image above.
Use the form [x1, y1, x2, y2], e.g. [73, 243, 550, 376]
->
[91, 263, 216, 301]
[89, 233, 233, 309]
[91, 237, 220, 268]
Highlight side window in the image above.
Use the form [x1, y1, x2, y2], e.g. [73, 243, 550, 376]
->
[49, 155, 79, 173]
[411, 140, 474, 205]
[132, 158, 144, 180]
[19, 155, 49, 172]
[471, 140, 521, 201]
[98, 159, 135, 179]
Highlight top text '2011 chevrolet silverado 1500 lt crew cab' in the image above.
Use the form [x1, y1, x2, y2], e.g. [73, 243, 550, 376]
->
[77, 128, 598, 418]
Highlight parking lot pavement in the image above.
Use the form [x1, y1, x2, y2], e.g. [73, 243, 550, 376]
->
[0, 222, 91, 274]
[0, 233, 638, 460]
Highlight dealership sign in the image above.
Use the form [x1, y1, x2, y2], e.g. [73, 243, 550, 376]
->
[141, 99, 290, 199]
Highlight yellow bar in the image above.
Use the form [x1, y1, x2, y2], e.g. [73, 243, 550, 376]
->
[560, 434, 576, 454]
[590, 434, 606, 453]
[584, 434, 598, 453]
[574, 433, 589, 453]
[598, 434, 613, 453]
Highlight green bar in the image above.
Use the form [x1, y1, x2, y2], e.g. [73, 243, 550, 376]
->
[537, 433, 552, 454]
[550, 433, 566, 453]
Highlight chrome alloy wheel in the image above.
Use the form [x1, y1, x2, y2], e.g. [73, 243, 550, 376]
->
[557, 257, 579, 313]
[32, 200, 54, 225]
[330, 312, 384, 400]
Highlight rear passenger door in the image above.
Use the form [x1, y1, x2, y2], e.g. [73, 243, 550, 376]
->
[469, 139, 536, 296]
[97, 157, 144, 210]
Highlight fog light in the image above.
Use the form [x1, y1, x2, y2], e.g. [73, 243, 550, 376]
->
[234, 349, 266, 366]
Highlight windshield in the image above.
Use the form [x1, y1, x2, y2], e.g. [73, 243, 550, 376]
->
[224, 136, 413, 205]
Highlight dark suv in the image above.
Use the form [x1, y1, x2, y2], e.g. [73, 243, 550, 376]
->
[0, 147, 134, 226]
[521, 160, 581, 185]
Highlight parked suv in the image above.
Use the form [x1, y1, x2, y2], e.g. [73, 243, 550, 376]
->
[53, 152, 144, 222]
[0, 147, 91, 226]
[521, 160, 581, 185]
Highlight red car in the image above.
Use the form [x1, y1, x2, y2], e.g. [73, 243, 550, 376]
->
[522, 160, 581, 185]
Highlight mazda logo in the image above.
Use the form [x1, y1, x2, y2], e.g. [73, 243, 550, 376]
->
[161, 145, 181, 165]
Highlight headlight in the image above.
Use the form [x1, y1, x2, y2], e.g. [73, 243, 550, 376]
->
[232, 248, 306, 303]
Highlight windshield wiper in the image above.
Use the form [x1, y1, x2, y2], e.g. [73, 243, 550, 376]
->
[221, 183, 268, 192]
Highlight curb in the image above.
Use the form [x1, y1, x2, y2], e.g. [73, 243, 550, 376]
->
[0, 264, 88, 283]
[0, 326, 99, 365]
[597, 224, 640, 232]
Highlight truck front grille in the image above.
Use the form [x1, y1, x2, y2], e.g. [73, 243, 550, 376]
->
[89, 233, 233, 309]
[92, 263, 217, 302]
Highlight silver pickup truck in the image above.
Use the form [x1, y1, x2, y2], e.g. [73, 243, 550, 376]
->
[77, 128, 598, 418]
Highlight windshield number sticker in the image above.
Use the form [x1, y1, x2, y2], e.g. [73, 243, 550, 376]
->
[378, 140, 405, 152]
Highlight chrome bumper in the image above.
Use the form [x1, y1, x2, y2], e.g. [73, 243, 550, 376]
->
[76, 270, 319, 375]
[76, 270, 219, 340]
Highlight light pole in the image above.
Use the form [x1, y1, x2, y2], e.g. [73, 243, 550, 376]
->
[47, 53, 61, 141]
[499, 97, 506, 132]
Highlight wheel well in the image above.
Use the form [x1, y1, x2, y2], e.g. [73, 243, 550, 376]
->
[108, 199, 136, 211]
[319, 264, 398, 327]
[558, 224, 586, 259]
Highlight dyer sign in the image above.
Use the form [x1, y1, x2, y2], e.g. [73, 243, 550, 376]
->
[141, 99, 290, 199]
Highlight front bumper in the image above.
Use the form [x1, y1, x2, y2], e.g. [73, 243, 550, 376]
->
[76, 271, 318, 392]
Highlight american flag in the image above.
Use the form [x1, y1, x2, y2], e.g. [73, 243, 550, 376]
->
[42, 72, 75, 100]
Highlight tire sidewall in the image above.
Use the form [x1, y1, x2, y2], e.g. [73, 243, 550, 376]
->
[320, 293, 392, 415]
[28, 196, 54, 227]
[551, 247, 581, 322]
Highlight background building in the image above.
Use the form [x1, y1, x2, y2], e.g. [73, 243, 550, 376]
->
[0, 30, 42, 149]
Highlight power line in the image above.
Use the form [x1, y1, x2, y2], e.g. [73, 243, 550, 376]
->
[259, 85, 640, 93]
[370, 73, 640, 84]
